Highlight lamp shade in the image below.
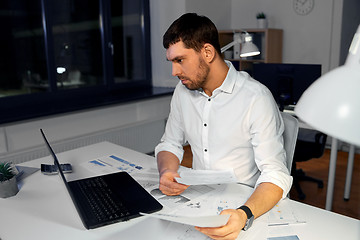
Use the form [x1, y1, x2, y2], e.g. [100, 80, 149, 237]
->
[240, 32, 260, 57]
[295, 24, 360, 146]
[240, 41, 260, 57]
[220, 31, 260, 58]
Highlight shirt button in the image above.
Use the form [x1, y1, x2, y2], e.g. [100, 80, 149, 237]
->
[204, 123, 207, 127]
[208, 99, 211, 102]
[204, 149, 207, 152]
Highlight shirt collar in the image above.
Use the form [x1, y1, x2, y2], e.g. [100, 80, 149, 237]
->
[196, 60, 237, 96]
[216, 60, 236, 94]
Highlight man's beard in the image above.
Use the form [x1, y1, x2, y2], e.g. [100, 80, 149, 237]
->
[180, 58, 210, 91]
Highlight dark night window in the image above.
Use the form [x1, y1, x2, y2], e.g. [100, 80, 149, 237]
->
[0, 0, 152, 124]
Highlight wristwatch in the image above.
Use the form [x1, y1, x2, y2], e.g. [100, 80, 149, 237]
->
[237, 205, 254, 231]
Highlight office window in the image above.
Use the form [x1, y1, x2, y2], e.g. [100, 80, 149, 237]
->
[112, 0, 147, 83]
[51, 0, 103, 90]
[0, 0, 152, 124]
[0, 1, 47, 96]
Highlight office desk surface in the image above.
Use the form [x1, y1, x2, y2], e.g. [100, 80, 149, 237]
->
[0, 142, 359, 240]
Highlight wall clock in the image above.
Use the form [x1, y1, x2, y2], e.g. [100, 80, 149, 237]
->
[293, 0, 314, 16]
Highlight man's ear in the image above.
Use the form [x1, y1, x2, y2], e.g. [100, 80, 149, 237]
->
[202, 43, 216, 63]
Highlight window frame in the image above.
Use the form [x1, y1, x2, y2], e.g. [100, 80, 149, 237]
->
[0, 0, 155, 125]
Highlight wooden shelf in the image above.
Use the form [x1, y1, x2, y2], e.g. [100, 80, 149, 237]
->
[219, 28, 283, 71]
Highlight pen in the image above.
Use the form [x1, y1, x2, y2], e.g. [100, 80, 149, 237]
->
[268, 221, 306, 226]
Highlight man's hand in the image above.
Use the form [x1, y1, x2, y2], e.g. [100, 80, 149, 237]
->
[194, 208, 247, 240]
[159, 169, 189, 196]
[195, 182, 283, 239]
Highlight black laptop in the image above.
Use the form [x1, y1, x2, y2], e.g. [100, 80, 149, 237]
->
[40, 129, 162, 229]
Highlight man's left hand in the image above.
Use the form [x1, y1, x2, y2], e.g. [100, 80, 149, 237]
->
[195, 208, 247, 240]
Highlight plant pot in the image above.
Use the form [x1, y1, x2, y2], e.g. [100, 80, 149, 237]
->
[257, 19, 268, 28]
[0, 177, 19, 198]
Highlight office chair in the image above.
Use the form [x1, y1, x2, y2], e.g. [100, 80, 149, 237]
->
[280, 112, 299, 173]
[291, 128, 327, 200]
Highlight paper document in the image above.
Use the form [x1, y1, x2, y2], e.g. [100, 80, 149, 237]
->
[140, 212, 230, 227]
[133, 167, 221, 210]
[268, 235, 300, 240]
[175, 169, 237, 185]
[15, 166, 39, 181]
[268, 200, 306, 226]
[82, 154, 144, 175]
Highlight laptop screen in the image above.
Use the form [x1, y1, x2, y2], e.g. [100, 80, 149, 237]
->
[40, 129, 69, 185]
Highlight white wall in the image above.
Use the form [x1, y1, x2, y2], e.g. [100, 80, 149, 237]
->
[150, 0, 186, 88]
[185, 0, 232, 30]
[150, 0, 347, 88]
[230, 0, 343, 74]
[0, 96, 171, 160]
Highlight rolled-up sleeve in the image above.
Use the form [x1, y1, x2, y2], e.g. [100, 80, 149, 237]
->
[155, 84, 186, 162]
[249, 92, 293, 198]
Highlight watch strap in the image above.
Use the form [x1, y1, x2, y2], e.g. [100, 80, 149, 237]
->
[237, 205, 254, 231]
[237, 205, 253, 219]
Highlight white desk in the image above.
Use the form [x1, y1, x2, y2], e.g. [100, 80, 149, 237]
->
[0, 142, 359, 240]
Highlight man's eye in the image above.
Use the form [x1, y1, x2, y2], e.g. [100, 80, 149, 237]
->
[176, 59, 183, 63]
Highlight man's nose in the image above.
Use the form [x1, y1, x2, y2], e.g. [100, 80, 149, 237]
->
[172, 63, 181, 76]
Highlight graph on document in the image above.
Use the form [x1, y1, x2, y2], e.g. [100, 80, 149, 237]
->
[82, 154, 144, 175]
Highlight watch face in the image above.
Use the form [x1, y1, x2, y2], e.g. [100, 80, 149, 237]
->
[243, 215, 254, 231]
[293, 0, 314, 15]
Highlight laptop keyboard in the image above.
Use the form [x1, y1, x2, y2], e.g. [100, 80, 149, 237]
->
[77, 177, 131, 223]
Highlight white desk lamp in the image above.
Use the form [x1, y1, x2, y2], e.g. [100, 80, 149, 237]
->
[220, 31, 260, 57]
[295, 25, 360, 146]
[295, 24, 360, 210]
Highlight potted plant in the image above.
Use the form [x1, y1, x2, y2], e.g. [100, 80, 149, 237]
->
[256, 12, 268, 28]
[0, 162, 19, 198]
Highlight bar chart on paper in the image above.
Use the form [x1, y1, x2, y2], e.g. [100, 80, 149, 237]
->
[82, 154, 144, 174]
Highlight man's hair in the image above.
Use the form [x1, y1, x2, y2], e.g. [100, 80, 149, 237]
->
[163, 13, 221, 55]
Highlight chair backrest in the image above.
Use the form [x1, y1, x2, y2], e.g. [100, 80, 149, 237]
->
[294, 129, 327, 161]
[280, 112, 299, 172]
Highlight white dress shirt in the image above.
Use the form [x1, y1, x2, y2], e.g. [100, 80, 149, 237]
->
[155, 61, 292, 197]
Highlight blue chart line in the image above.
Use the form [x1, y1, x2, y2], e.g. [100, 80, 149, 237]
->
[97, 159, 113, 167]
[89, 160, 105, 166]
[109, 155, 143, 170]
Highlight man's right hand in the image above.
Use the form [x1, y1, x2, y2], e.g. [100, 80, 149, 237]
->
[159, 170, 189, 196]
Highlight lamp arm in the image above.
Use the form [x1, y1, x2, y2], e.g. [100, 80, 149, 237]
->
[221, 38, 242, 53]
[220, 30, 252, 53]
[345, 24, 360, 68]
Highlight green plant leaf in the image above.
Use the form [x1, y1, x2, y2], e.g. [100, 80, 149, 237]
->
[0, 162, 15, 182]
[256, 12, 266, 19]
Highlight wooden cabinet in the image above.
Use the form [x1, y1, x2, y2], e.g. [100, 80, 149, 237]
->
[218, 29, 283, 71]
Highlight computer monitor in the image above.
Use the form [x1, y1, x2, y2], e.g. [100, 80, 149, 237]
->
[252, 63, 321, 109]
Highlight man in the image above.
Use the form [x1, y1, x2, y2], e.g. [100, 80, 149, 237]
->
[155, 13, 292, 240]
